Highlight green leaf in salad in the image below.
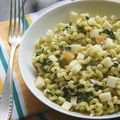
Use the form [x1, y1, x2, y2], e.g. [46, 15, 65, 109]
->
[63, 26, 71, 31]
[76, 84, 84, 89]
[63, 44, 71, 51]
[113, 61, 119, 67]
[86, 16, 89, 20]
[63, 87, 69, 96]
[78, 91, 94, 101]
[77, 26, 86, 34]
[45, 90, 54, 97]
[100, 29, 115, 39]
[94, 82, 107, 91]
[94, 85, 103, 91]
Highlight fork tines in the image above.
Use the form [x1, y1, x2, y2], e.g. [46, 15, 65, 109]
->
[9, 0, 25, 38]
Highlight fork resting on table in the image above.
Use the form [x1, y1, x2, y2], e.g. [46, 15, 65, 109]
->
[0, 0, 24, 120]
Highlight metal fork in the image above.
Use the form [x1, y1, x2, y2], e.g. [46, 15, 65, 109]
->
[0, 0, 24, 120]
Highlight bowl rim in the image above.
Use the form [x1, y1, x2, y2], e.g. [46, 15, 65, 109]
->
[19, 0, 120, 119]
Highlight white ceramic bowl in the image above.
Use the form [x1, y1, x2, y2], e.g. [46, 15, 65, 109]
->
[19, 0, 120, 119]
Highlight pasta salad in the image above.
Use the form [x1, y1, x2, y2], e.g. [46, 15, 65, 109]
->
[32, 12, 120, 116]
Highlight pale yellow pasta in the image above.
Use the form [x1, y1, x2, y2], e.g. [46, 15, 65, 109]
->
[78, 102, 89, 112]
[94, 103, 103, 115]
[58, 96, 66, 104]
[95, 69, 103, 79]
[89, 98, 99, 105]
[116, 81, 120, 96]
[33, 12, 120, 116]
[107, 101, 115, 113]
[112, 96, 118, 104]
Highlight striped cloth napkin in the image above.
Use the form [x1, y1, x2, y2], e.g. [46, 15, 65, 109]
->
[0, 0, 81, 120]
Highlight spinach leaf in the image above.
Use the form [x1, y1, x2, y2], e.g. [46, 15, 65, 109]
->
[77, 26, 86, 34]
[63, 44, 71, 51]
[63, 26, 71, 31]
[113, 61, 119, 67]
[63, 87, 69, 96]
[78, 91, 94, 101]
[45, 90, 54, 97]
[86, 16, 89, 20]
[94, 85, 103, 91]
[76, 84, 84, 89]
[100, 29, 115, 39]
[94, 83, 106, 91]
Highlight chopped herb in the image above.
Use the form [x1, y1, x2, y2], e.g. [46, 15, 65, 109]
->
[94, 83, 106, 91]
[65, 46, 71, 51]
[94, 85, 103, 91]
[78, 91, 94, 101]
[42, 59, 47, 65]
[86, 16, 89, 20]
[113, 61, 119, 67]
[60, 60, 66, 68]
[66, 96, 71, 102]
[63, 26, 71, 31]
[42, 67, 48, 72]
[63, 87, 69, 96]
[45, 90, 53, 97]
[76, 84, 84, 89]
[56, 54, 61, 58]
[100, 29, 115, 39]
[46, 59, 52, 64]
[64, 44, 71, 51]
[77, 26, 86, 34]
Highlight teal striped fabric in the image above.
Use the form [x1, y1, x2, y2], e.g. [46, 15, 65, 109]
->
[0, 16, 29, 119]
[0, 16, 48, 120]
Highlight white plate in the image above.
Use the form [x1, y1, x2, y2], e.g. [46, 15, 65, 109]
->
[19, 0, 120, 119]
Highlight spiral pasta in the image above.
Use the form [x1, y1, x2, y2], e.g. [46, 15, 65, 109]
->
[33, 12, 120, 116]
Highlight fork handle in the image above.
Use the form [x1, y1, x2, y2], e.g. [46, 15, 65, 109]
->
[0, 46, 16, 120]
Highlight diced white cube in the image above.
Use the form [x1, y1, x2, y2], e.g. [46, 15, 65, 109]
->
[71, 25, 77, 32]
[71, 97, 77, 105]
[71, 44, 81, 53]
[46, 29, 54, 39]
[104, 38, 113, 48]
[69, 60, 78, 68]
[63, 29, 68, 35]
[35, 76, 45, 89]
[61, 101, 72, 110]
[101, 57, 113, 68]
[70, 11, 79, 23]
[71, 63, 82, 73]
[49, 55, 58, 62]
[99, 92, 112, 102]
[92, 45, 103, 52]
[76, 18, 82, 25]
[88, 18, 97, 26]
[90, 79, 98, 85]
[90, 29, 99, 38]
[76, 53, 85, 60]
[107, 76, 118, 88]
